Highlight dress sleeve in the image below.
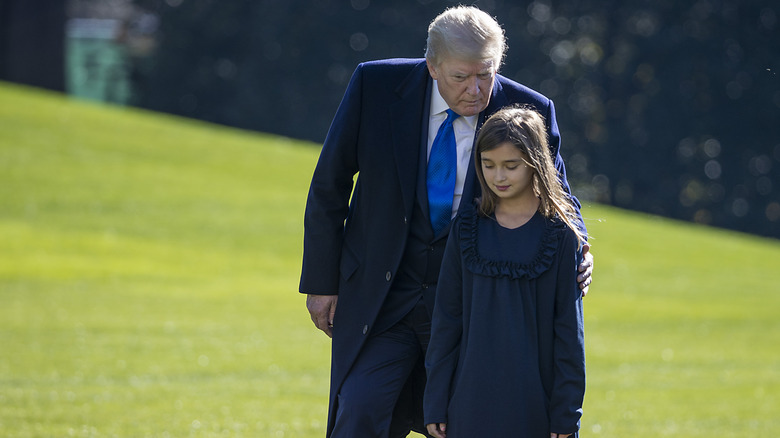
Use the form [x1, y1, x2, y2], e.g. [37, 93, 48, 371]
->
[549, 229, 586, 434]
[424, 220, 465, 425]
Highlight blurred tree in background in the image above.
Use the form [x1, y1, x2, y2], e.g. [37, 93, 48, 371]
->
[0, 0, 65, 91]
[3, 0, 779, 239]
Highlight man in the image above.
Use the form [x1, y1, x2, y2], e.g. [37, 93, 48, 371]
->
[300, 6, 593, 437]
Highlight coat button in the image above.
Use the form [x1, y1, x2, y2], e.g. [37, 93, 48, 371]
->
[362, 325, 369, 335]
[385, 271, 392, 281]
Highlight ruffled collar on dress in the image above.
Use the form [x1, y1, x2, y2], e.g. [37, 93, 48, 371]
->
[459, 206, 562, 280]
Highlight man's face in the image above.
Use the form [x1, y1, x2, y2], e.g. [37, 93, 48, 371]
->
[427, 57, 496, 117]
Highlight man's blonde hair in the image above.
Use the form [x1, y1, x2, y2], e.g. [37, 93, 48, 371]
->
[425, 6, 506, 68]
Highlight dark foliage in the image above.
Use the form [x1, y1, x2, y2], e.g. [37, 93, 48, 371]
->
[0, 0, 66, 91]
[102, 1, 780, 239]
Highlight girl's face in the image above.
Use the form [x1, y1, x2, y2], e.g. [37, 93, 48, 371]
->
[480, 141, 535, 202]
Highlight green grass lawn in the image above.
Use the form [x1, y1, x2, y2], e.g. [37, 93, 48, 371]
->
[1, 81, 779, 437]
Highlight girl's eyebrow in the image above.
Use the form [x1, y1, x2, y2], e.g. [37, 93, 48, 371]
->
[481, 158, 523, 162]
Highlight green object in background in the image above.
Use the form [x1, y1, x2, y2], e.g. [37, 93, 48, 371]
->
[65, 18, 131, 105]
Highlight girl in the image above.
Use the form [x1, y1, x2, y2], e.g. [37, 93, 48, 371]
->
[424, 106, 587, 438]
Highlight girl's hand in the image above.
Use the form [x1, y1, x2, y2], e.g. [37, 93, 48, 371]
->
[550, 434, 572, 438]
[426, 422, 447, 438]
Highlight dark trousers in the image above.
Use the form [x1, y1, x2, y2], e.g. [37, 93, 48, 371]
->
[331, 301, 432, 438]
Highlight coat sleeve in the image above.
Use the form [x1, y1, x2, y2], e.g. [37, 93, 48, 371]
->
[299, 64, 365, 295]
[424, 221, 464, 425]
[542, 98, 587, 236]
[549, 229, 586, 434]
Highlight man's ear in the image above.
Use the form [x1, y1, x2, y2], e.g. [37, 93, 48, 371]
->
[426, 59, 439, 80]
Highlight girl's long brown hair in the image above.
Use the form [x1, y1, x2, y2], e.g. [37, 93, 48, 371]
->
[474, 105, 586, 245]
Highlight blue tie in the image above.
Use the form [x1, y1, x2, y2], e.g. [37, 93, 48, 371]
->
[427, 109, 459, 235]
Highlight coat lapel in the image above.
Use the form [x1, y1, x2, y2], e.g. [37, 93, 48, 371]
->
[389, 61, 431, 220]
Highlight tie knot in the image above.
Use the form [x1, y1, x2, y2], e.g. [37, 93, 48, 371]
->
[445, 109, 459, 123]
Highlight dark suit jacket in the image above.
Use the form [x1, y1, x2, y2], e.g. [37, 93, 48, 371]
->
[299, 58, 577, 435]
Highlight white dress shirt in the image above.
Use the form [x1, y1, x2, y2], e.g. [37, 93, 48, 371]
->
[427, 80, 478, 219]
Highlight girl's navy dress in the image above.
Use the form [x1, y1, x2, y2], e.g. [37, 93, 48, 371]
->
[424, 207, 585, 437]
